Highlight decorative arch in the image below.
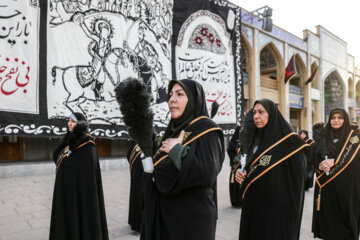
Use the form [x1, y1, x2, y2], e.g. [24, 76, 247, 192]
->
[289, 54, 306, 87]
[241, 32, 254, 111]
[259, 42, 283, 90]
[324, 70, 345, 117]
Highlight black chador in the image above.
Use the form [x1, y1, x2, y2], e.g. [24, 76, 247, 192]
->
[312, 108, 360, 240]
[238, 99, 307, 240]
[300, 130, 316, 190]
[127, 136, 157, 232]
[141, 80, 225, 240]
[127, 142, 145, 232]
[227, 126, 242, 208]
[50, 116, 109, 240]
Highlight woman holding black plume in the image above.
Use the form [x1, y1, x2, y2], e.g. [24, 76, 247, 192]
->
[235, 99, 307, 240]
[115, 78, 224, 239]
[140, 79, 225, 240]
[311, 108, 360, 240]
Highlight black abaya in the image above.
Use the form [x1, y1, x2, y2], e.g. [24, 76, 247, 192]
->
[50, 129, 108, 240]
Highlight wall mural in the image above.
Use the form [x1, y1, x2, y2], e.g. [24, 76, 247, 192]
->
[47, 0, 172, 128]
[0, 0, 242, 138]
[173, 0, 242, 133]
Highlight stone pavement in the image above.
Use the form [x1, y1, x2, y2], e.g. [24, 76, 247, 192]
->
[0, 158, 315, 240]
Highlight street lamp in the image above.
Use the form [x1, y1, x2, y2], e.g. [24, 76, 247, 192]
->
[252, 5, 273, 32]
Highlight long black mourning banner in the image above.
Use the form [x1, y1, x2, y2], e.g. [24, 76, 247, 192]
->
[172, 0, 242, 134]
[0, 0, 242, 138]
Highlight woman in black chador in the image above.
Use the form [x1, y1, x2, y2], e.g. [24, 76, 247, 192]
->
[50, 113, 109, 240]
[312, 108, 360, 240]
[235, 99, 307, 240]
[227, 126, 242, 208]
[141, 79, 225, 240]
[127, 134, 157, 232]
[127, 141, 144, 232]
[299, 129, 316, 190]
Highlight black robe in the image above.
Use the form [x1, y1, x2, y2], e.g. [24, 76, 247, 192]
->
[50, 124, 109, 240]
[312, 108, 360, 240]
[239, 99, 307, 240]
[141, 119, 224, 240]
[304, 138, 316, 190]
[127, 142, 145, 232]
[227, 126, 242, 208]
[141, 79, 225, 240]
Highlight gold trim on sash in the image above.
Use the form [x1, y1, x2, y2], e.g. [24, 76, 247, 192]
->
[56, 140, 95, 173]
[315, 130, 360, 211]
[153, 127, 222, 167]
[241, 132, 308, 199]
[130, 151, 143, 172]
[130, 144, 138, 159]
[316, 130, 354, 185]
[250, 132, 296, 167]
[306, 139, 315, 146]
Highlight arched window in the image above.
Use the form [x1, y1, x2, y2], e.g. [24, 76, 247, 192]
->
[324, 71, 344, 116]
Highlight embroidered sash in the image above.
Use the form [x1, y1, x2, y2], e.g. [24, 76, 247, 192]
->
[230, 147, 242, 183]
[315, 130, 360, 210]
[241, 132, 308, 199]
[306, 138, 315, 146]
[129, 144, 143, 172]
[153, 116, 222, 167]
[56, 139, 95, 173]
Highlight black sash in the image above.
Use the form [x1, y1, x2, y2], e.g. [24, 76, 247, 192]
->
[316, 130, 360, 188]
[153, 116, 222, 167]
[315, 130, 360, 211]
[129, 144, 143, 172]
[56, 139, 95, 173]
[241, 132, 308, 199]
[306, 138, 315, 146]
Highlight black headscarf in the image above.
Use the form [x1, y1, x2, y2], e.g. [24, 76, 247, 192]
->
[242, 99, 294, 163]
[325, 108, 351, 158]
[163, 79, 209, 139]
[299, 130, 309, 140]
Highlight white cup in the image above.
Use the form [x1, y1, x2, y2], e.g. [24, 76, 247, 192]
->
[142, 157, 154, 173]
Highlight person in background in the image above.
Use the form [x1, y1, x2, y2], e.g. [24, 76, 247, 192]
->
[299, 130, 316, 190]
[227, 126, 242, 208]
[127, 133, 157, 232]
[50, 112, 109, 240]
[235, 99, 307, 240]
[311, 108, 360, 240]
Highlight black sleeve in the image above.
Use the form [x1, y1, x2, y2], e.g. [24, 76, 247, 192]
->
[227, 127, 240, 165]
[52, 132, 71, 163]
[154, 131, 225, 195]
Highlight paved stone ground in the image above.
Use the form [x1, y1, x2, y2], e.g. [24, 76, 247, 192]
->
[0, 158, 315, 240]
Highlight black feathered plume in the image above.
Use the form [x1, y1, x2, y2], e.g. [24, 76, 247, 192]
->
[239, 108, 256, 155]
[115, 78, 154, 157]
[312, 122, 328, 158]
[211, 101, 219, 119]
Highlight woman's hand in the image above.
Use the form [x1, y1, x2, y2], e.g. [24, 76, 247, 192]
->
[235, 169, 247, 184]
[159, 130, 185, 153]
[319, 158, 335, 172]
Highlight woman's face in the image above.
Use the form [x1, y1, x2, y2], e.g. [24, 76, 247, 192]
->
[168, 83, 188, 119]
[330, 112, 344, 129]
[300, 132, 307, 140]
[253, 103, 269, 128]
[68, 118, 77, 132]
